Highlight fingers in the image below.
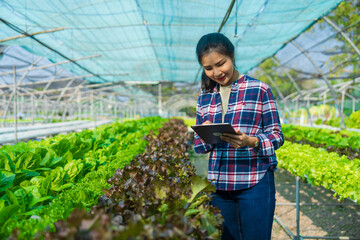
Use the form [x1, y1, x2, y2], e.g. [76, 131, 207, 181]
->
[221, 131, 244, 141]
[228, 140, 241, 149]
[221, 134, 238, 141]
[220, 130, 249, 148]
[220, 134, 238, 148]
[202, 120, 212, 125]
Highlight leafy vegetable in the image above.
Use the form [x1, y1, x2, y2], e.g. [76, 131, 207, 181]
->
[23, 118, 222, 240]
[3, 117, 166, 239]
[277, 141, 360, 202]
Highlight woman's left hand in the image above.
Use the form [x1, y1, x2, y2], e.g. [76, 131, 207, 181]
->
[220, 129, 256, 149]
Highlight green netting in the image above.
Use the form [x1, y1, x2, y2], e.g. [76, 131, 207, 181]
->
[0, 0, 342, 83]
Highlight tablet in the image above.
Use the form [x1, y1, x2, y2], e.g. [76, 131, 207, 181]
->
[191, 123, 237, 144]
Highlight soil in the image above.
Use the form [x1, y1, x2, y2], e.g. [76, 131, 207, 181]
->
[272, 168, 360, 240]
[189, 152, 360, 240]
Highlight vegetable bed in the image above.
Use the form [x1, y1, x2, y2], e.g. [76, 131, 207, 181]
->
[10, 118, 223, 240]
[1, 117, 166, 239]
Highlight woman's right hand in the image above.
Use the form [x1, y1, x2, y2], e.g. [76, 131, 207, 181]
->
[202, 120, 212, 125]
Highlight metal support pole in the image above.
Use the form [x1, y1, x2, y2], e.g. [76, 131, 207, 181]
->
[61, 102, 67, 122]
[296, 99, 299, 124]
[31, 94, 35, 125]
[45, 99, 49, 123]
[78, 91, 82, 120]
[140, 102, 143, 118]
[20, 95, 24, 117]
[353, 98, 355, 113]
[341, 91, 345, 118]
[323, 94, 326, 123]
[1, 95, 4, 111]
[306, 99, 313, 126]
[296, 176, 301, 240]
[100, 96, 104, 119]
[112, 95, 117, 119]
[91, 91, 94, 125]
[95, 98, 98, 128]
[274, 215, 296, 239]
[158, 83, 162, 116]
[13, 66, 18, 143]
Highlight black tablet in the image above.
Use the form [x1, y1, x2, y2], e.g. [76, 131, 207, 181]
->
[191, 123, 237, 144]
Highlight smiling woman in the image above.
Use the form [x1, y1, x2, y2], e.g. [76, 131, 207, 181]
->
[201, 50, 238, 87]
[193, 32, 285, 240]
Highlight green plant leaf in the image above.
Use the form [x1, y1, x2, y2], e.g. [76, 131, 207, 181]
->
[51, 182, 74, 192]
[5, 189, 19, 205]
[0, 204, 21, 228]
[64, 161, 83, 182]
[0, 199, 5, 210]
[51, 138, 71, 156]
[0, 152, 15, 173]
[189, 175, 216, 202]
[16, 152, 41, 170]
[0, 171, 15, 192]
[40, 149, 56, 167]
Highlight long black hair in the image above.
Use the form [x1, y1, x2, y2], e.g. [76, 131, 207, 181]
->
[196, 33, 235, 92]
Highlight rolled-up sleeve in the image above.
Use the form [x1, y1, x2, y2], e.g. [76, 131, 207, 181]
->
[194, 96, 214, 154]
[255, 86, 284, 156]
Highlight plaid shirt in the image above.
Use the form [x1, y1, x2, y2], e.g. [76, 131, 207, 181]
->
[194, 75, 284, 191]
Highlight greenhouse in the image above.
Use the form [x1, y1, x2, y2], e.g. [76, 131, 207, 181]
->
[0, 0, 359, 239]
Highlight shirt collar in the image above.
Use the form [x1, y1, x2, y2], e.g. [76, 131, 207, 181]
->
[213, 74, 246, 93]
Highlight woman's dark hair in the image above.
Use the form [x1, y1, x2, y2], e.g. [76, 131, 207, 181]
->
[196, 32, 235, 92]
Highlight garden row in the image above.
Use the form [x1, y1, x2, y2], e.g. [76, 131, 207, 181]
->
[276, 141, 360, 202]
[277, 124, 360, 203]
[10, 118, 222, 239]
[282, 124, 360, 160]
[1, 117, 167, 239]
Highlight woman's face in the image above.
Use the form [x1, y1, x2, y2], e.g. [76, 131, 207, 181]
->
[201, 51, 237, 86]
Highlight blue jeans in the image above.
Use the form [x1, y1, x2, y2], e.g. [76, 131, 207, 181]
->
[211, 169, 276, 240]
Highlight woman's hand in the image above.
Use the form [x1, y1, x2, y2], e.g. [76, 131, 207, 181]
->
[202, 120, 212, 125]
[220, 129, 258, 149]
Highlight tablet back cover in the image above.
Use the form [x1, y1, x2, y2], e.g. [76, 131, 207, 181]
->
[191, 123, 236, 144]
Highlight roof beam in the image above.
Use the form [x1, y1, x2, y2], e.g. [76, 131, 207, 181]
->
[323, 16, 360, 57]
[0, 27, 66, 44]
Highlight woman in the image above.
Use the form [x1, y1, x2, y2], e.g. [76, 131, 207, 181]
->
[194, 32, 284, 240]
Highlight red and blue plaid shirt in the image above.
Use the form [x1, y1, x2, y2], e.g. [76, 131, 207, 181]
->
[194, 75, 284, 191]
